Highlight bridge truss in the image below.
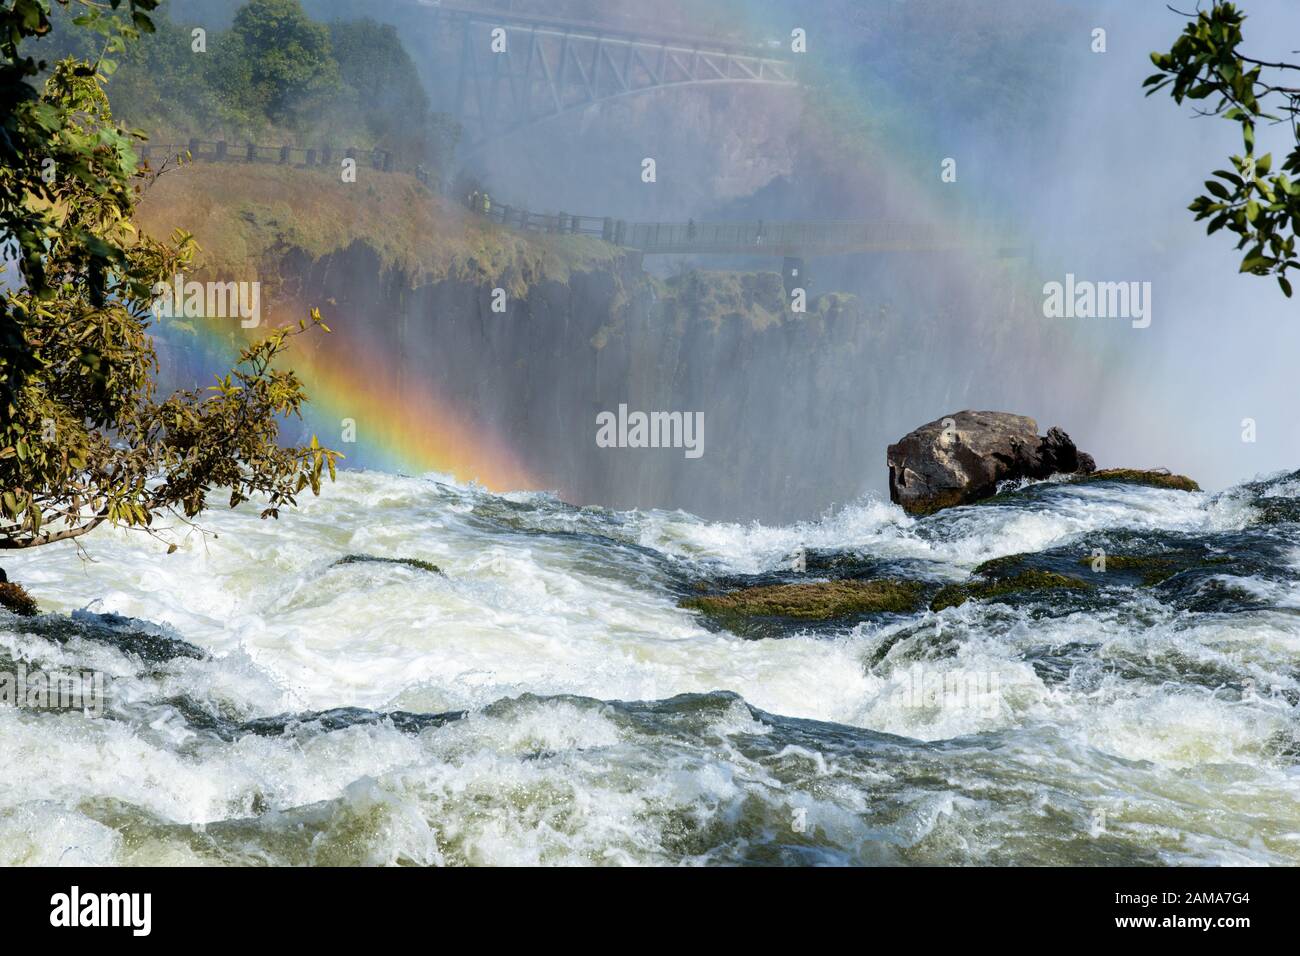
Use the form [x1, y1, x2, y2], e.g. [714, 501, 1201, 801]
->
[430, 4, 799, 151]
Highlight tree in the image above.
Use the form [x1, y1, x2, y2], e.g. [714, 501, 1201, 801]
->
[1, 0, 161, 414]
[1146, 1, 1300, 297]
[1, 9, 339, 568]
[328, 17, 428, 153]
[210, 0, 339, 127]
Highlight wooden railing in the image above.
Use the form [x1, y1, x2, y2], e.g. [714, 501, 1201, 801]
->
[152, 139, 995, 257]
[138, 139, 407, 176]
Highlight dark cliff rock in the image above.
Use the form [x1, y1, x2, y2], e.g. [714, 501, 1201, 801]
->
[887, 411, 1095, 515]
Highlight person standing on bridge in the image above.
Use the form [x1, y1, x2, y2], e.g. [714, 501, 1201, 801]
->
[756, 220, 765, 246]
[688, 219, 696, 241]
[483, 192, 491, 216]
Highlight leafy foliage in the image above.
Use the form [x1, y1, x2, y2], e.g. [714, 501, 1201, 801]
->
[210, 0, 337, 126]
[1, 0, 161, 414]
[34, 0, 459, 172]
[1, 16, 340, 551]
[1146, 2, 1300, 297]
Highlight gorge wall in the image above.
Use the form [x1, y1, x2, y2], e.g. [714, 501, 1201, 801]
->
[143, 165, 1101, 523]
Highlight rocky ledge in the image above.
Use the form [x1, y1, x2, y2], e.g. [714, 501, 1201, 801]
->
[886, 410, 1095, 515]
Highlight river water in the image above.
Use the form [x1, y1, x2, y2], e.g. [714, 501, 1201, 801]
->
[1, 469, 1297, 865]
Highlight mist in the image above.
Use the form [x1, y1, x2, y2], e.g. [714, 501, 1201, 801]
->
[150, 0, 1300, 520]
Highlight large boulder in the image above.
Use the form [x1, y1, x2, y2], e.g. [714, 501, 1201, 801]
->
[887, 411, 1094, 515]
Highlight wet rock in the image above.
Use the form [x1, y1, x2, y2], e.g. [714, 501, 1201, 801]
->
[61, 610, 206, 663]
[1066, 468, 1199, 492]
[332, 554, 443, 575]
[237, 706, 466, 739]
[681, 578, 924, 620]
[887, 411, 1095, 515]
[930, 570, 1092, 611]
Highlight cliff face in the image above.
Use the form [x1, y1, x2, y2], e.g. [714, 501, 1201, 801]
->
[141, 165, 1094, 523]
[280, 248, 885, 520]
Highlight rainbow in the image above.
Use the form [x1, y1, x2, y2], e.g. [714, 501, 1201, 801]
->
[154, 303, 541, 492]
[147, 1, 1112, 495]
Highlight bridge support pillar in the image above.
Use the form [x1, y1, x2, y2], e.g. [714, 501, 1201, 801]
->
[783, 257, 808, 297]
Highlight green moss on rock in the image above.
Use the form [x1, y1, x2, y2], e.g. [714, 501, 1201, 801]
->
[1075, 553, 1177, 585]
[681, 578, 924, 620]
[334, 555, 443, 575]
[1070, 469, 1200, 492]
[1074, 551, 1235, 585]
[930, 570, 1091, 611]
[972, 553, 1032, 577]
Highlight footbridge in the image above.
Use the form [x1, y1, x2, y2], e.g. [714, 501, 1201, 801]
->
[480, 205, 984, 257]
[407, 1, 800, 152]
[476, 202, 1020, 292]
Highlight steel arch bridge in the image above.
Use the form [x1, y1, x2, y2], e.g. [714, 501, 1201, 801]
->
[417, 2, 800, 152]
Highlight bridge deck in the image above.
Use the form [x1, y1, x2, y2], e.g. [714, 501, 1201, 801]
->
[622, 221, 971, 256]
[478, 203, 1005, 257]
[429, 2, 789, 59]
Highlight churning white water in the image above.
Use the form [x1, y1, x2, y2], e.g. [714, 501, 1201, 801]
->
[1, 470, 1298, 865]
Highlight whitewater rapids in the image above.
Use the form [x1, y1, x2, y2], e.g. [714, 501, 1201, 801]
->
[1, 469, 1298, 865]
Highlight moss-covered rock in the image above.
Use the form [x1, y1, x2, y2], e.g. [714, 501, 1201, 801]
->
[1074, 551, 1234, 585]
[1245, 498, 1300, 526]
[1069, 469, 1200, 492]
[681, 578, 924, 620]
[1075, 553, 1177, 585]
[134, 163, 625, 300]
[930, 570, 1092, 611]
[333, 555, 443, 575]
[0, 581, 38, 616]
[972, 553, 1032, 577]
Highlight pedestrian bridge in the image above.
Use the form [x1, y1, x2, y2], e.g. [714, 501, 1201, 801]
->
[407, 0, 799, 152]
[478, 203, 1010, 258]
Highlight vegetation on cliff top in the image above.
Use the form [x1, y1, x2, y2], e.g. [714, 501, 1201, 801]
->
[37, 0, 457, 170]
[135, 162, 627, 299]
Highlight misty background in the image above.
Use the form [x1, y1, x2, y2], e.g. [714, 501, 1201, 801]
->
[102, 0, 1300, 518]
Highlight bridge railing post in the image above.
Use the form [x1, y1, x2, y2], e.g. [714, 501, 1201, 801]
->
[246, 143, 257, 163]
[215, 140, 227, 161]
[305, 148, 316, 166]
[280, 145, 290, 164]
